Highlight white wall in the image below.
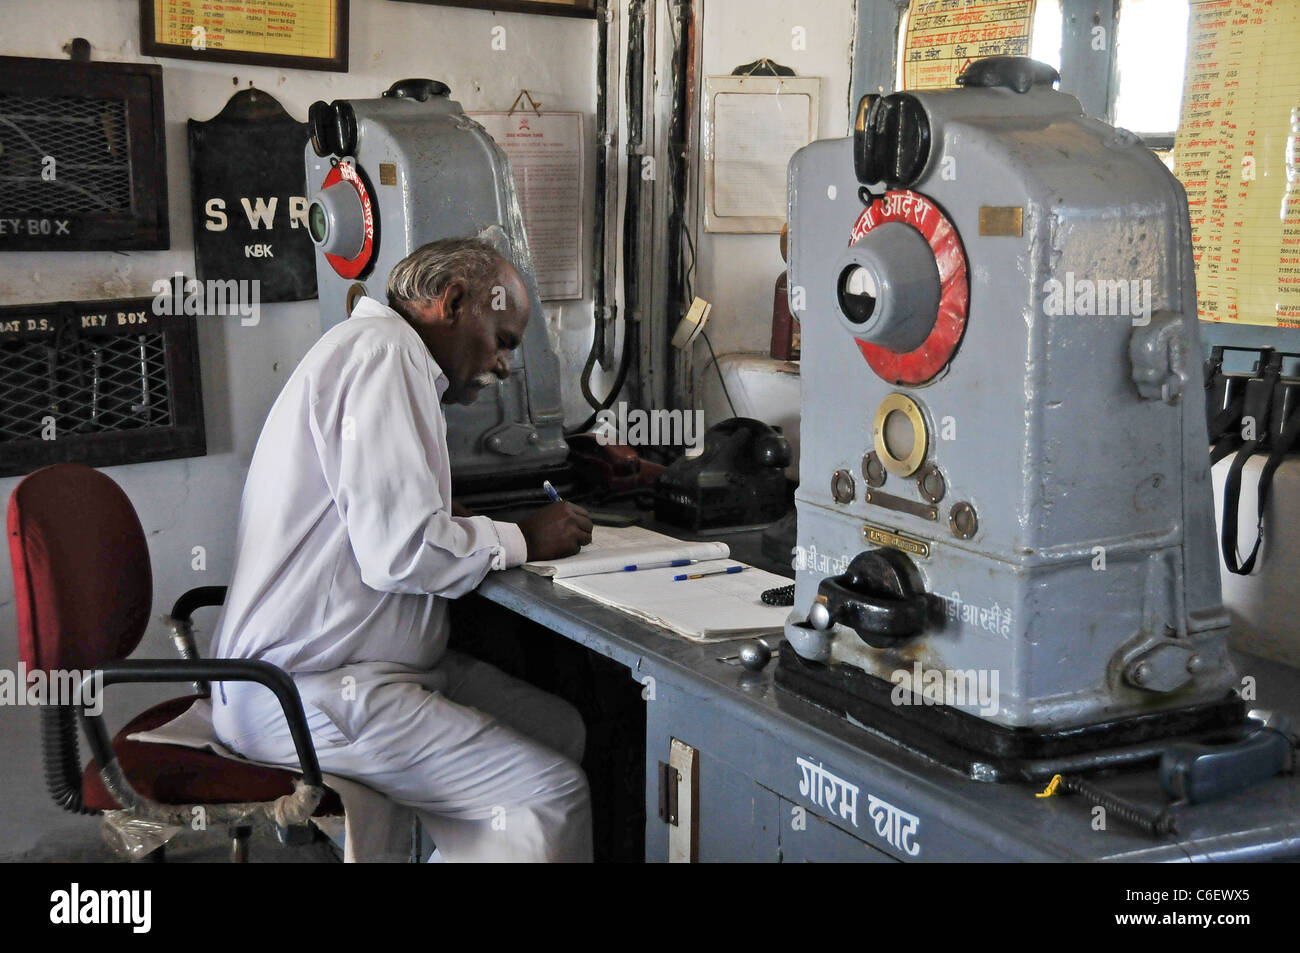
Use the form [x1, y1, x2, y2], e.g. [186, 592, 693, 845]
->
[0, 0, 598, 854]
[689, 0, 857, 423]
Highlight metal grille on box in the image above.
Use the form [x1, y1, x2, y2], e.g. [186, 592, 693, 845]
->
[0, 292, 204, 476]
[0, 56, 169, 251]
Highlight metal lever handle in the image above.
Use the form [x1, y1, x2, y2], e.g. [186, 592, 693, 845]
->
[816, 575, 928, 647]
[1159, 715, 1294, 804]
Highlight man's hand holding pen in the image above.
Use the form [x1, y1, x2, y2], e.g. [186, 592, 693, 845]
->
[518, 501, 593, 560]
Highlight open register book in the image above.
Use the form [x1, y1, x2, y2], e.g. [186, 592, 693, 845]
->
[522, 525, 791, 641]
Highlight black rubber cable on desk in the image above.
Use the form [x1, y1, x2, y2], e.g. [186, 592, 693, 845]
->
[761, 584, 795, 606]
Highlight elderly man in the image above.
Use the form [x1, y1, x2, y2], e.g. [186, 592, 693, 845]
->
[211, 238, 595, 862]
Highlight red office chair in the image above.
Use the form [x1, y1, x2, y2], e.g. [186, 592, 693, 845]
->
[7, 463, 342, 862]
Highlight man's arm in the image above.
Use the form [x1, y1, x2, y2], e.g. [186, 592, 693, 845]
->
[311, 342, 532, 597]
[452, 501, 595, 561]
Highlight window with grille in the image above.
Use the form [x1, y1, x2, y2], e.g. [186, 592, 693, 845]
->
[0, 295, 204, 477]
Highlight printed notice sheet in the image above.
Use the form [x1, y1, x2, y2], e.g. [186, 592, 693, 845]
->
[471, 111, 585, 300]
[903, 0, 1036, 90]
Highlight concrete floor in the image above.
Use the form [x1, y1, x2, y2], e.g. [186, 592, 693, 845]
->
[0, 815, 340, 863]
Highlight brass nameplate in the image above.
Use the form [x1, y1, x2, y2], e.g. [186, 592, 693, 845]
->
[379, 163, 398, 186]
[979, 206, 1023, 236]
[862, 523, 931, 558]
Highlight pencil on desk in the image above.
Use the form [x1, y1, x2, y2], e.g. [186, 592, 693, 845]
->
[673, 565, 744, 581]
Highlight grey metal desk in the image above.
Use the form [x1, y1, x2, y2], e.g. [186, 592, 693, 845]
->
[474, 537, 1300, 862]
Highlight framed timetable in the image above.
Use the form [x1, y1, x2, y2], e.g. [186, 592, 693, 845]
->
[391, 0, 596, 18]
[141, 0, 349, 73]
[1173, 0, 1300, 328]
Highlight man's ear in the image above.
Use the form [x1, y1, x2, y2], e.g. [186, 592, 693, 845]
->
[437, 278, 470, 326]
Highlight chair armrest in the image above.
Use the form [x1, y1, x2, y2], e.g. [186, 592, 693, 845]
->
[76, 658, 325, 831]
[162, 585, 228, 697]
[169, 586, 227, 624]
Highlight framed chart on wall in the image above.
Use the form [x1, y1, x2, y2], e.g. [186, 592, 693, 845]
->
[140, 0, 349, 72]
[390, 0, 596, 18]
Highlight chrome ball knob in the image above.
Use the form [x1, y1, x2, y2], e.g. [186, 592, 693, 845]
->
[808, 601, 832, 631]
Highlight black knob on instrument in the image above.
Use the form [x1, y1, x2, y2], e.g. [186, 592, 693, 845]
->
[330, 100, 358, 157]
[308, 100, 337, 157]
[853, 93, 931, 189]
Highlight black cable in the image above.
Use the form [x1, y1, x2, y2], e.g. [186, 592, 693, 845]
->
[568, 0, 641, 436]
[665, 0, 692, 408]
[590, 0, 610, 367]
[701, 329, 738, 419]
[568, 319, 635, 436]
[761, 584, 795, 606]
[682, 222, 696, 306]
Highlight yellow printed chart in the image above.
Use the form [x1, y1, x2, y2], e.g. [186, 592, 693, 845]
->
[903, 0, 1036, 91]
[152, 0, 338, 60]
[1174, 0, 1300, 328]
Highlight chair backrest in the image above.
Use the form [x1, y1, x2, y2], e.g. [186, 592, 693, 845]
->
[8, 463, 152, 671]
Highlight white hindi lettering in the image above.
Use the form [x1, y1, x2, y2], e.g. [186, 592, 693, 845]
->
[795, 757, 862, 828]
[839, 782, 860, 827]
[944, 590, 1012, 637]
[867, 794, 922, 856]
[797, 756, 825, 803]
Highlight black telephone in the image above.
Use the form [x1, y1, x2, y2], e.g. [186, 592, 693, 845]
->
[653, 417, 793, 532]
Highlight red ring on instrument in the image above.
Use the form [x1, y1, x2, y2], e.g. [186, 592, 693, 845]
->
[322, 160, 375, 280]
[847, 189, 969, 386]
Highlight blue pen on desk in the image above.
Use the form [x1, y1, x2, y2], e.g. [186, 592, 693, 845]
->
[623, 559, 693, 572]
[674, 565, 744, 581]
[542, 480, 563, 503]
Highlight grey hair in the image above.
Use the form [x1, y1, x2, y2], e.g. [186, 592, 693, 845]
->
[386, 237, 507, 318]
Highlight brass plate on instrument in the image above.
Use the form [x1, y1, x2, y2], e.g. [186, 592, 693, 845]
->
[862, 522, 931, 558]
[978, 206, 1023, 236]
[379, 163, 398, 186]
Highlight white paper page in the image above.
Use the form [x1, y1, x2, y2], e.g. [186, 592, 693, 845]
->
[522, 525, 729, 579]
[553, 560, 791, 641]
[713, 92, 812, 219]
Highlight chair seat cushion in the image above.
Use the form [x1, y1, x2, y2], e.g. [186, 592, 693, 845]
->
[82, 695, 342, 815]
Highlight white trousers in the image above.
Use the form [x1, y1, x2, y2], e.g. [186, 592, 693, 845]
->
[212, 652, 593, 862]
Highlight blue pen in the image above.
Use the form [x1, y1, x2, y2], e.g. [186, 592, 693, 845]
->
[542, 480, 563, 503]
[674, 565, 744, 581]
[623, 559, 692, 571]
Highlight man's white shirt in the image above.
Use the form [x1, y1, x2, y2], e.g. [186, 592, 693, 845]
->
[212, 295, 528, 674]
